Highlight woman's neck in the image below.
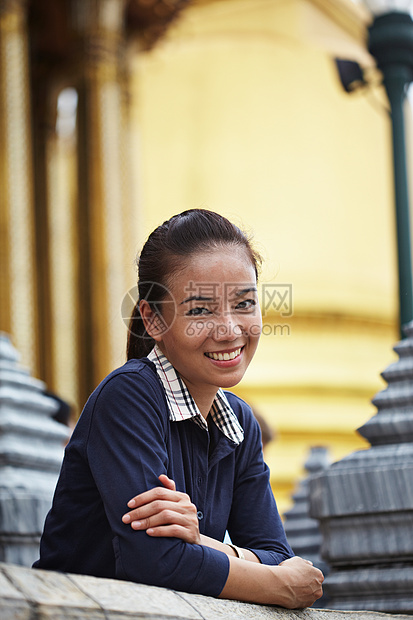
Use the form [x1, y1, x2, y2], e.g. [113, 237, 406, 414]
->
[181, 379, 217, 419]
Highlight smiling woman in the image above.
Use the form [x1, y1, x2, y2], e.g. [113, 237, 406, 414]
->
[139, 245, 261, 416]
[33, 209, 324, 608]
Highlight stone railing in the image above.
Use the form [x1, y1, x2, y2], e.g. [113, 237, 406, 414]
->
[1, 562, 411, 620]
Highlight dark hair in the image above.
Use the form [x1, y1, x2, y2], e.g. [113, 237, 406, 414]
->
[127, 209, 262, 359]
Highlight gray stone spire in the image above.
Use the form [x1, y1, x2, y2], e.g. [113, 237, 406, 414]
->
[0, 333, 69, 566]
[309, 321, 413, 613]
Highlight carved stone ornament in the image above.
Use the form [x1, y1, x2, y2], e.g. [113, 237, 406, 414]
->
[0, 333, 68, 566]
[310, 321, 413, 613]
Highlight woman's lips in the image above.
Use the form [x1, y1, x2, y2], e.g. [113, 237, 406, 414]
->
[204, 346, 244, 365]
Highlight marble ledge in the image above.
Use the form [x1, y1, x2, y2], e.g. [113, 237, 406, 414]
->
[0, 562, 412, 620]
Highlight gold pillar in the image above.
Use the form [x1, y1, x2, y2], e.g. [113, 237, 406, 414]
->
[70, 0, 130, 404]
[30, 69, 56, 389]
[30, 67, 81, 410]
[47, 88, 80, 411]
[0, 0, 38, 373]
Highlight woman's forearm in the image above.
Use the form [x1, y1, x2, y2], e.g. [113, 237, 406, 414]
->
[200, 532, 324, 607]
[218, 556, 324, 608]
[121, 477, 323, 606]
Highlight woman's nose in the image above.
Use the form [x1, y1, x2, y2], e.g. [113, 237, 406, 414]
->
[212, 312, 242, 341]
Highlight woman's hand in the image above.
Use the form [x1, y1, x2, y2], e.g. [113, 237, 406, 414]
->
[122, 474, 201, 544]
[269, 556, 324, 608]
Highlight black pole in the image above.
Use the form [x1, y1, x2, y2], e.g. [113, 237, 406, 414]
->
[385, 67, 413, 332]
[368, 12, 413, 336]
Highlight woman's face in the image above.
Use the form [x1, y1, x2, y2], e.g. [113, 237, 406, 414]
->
[145, 245, 262, 406]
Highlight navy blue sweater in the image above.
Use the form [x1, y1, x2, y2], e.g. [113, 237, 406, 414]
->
[34, 358, 293, 596]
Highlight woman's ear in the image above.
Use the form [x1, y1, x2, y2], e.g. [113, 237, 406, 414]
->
[139, 299, 166, 341]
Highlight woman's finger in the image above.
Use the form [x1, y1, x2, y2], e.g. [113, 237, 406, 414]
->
[126, 484, 187, 509]
[146, 523, 200, 543]
[158, 474, 176, 491]
[129, 508, 198, 531]
[122, 499, 196, 524]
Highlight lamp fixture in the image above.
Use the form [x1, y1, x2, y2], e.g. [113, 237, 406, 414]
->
[361, 0, 413, 17]
[361, 0, 413, 333]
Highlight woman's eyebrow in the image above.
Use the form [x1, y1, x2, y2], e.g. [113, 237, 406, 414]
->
[180, 295, 215, 305]
[180, 287, 257, 304]
[234, 287, 258, 297]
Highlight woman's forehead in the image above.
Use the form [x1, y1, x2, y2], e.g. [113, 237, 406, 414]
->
[177, 247, 256, 279]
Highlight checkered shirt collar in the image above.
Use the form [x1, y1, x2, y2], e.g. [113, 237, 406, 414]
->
[147, 344, 244, 445]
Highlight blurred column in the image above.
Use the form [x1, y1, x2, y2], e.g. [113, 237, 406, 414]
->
[30, 75, 81, 410]
[47, 88, 80, 410]
[0, 0, 38, 374]
[69, 0, 130, 404]
[30, 67, 58, 391]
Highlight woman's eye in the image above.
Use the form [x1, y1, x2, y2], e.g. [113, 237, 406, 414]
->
[236, 299, 256, 311]
[186, 307, 211, 317]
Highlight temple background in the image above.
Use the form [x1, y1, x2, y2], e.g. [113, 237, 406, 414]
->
[2, 0, 412, 513]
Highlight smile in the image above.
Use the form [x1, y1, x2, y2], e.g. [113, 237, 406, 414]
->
[204, 347, 242, 362]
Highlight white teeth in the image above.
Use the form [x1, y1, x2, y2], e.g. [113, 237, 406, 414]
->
[206, 347, 241, 361]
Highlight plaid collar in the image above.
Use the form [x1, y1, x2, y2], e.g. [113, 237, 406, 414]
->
[147, 344, 244, 445]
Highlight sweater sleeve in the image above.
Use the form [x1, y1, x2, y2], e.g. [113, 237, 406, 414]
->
[226, 397, 294, 565]
[86, 368, 229, 596]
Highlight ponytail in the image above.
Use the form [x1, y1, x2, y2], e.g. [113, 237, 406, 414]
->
[127, 302, 155, 360]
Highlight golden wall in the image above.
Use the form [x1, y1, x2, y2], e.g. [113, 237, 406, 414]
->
[1, 0, 408, 512]
[130, 0, 400, 511]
